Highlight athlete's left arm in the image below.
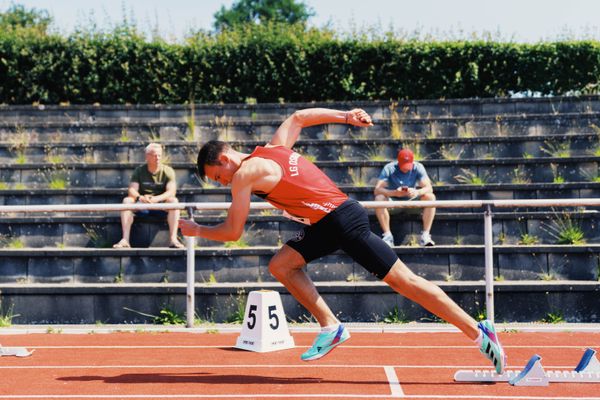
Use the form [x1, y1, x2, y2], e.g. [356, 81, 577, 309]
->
[178, 169, 254, 242]
[269, 108, 373, 149]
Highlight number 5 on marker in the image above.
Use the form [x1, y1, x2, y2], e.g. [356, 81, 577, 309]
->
[247, 304, 257, 329]
[235, 290, 295, 352]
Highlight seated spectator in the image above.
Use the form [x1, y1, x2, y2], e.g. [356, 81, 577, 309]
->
[113, 143, 184, 249]
[374, 148, 436, 247]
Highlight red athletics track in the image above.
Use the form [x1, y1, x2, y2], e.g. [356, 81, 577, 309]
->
[0, 330, 599, 399]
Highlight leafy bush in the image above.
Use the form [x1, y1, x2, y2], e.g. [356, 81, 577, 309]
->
[2, 24, 600, 104]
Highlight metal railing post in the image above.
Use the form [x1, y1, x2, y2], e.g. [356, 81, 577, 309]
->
[483, 203, 495, 322]
[185, 206, 196, 328]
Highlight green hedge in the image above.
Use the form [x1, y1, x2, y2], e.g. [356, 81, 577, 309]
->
[1, 26, 600, 104]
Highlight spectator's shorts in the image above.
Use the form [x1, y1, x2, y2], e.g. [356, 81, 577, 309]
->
[286, 199, 398, 280]
[135, 209, 168, 218]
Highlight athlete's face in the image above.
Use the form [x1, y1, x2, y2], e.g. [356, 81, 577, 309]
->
[204, 154, 236, 186]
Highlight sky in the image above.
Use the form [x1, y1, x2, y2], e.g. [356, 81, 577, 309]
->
[2, 0, 600, 42]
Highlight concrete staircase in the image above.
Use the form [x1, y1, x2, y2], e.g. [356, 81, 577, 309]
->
[0, 96, 599, 324]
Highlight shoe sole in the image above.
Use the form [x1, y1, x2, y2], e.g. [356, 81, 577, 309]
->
[301, 334, 350, 361]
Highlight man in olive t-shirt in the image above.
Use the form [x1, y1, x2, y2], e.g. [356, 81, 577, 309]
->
[113, 143, 184, 248]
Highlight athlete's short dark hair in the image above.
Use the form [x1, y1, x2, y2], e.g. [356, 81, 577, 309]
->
[196, 140, 230, 181]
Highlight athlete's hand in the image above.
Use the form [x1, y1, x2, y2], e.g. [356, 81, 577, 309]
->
[347, 108, 373, 127]
[178, 219, 200, 236]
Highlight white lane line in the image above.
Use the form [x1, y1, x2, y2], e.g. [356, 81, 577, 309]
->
[0, 364, 579, 369]
[10, 345, 599, 349]
[0, 395, 596, 399]
[384, 366, 405, 397]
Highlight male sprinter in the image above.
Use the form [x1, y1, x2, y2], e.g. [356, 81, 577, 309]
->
[179, 108, 506, 372]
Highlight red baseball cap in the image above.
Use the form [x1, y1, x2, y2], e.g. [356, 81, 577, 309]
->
[397, 148, 414, 169]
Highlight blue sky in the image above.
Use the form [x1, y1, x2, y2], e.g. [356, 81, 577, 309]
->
[2, 0, 600, 42]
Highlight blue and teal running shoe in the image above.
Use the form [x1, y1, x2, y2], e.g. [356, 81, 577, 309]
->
[301, 324, 350, 361]
[478, 319, 507, 374]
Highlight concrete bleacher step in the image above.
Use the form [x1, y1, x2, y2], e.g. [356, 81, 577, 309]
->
[1, 211, 599, 248]
[0, 133, 598, 163]
[0, 280, 597, 324]
[2, 183, 599, 207]
[1, 155, 599, 188]
[1, 95, 600, 123]
[1, 111, 600, 143]
[1, 245, 598, 284]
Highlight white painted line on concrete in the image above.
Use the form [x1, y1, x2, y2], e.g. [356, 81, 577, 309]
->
[0, 364, 578, 369]
[384, 366, 405, 397]
[0, 395, 596, 399]
[17, 345, 600, 349]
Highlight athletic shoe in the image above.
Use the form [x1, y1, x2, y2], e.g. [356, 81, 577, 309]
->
[301, 324, 350, 361]
[419, 231, 435, 246]
[478, 320, 507, 374]
[382, 232, 394, 247]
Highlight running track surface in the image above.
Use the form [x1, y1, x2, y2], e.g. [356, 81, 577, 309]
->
[0, 330, 599, 399]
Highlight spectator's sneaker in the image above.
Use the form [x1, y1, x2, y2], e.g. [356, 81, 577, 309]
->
[382, 232, 395, 247]
[419, 231, 435, 247]
[301, 325, 350, 361]
[478, 320, 507, 374]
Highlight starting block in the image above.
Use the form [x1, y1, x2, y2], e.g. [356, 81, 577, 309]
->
[0, 345, 33, 357]
[454, 348, 600, 386]
[235, 290, 295, 353]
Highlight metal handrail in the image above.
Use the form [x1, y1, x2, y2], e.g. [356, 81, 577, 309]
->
[2, 198, 599, 326]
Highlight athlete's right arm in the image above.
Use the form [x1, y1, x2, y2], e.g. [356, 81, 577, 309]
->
[269, 108, 373, 149]
[178, 169, 254, 242]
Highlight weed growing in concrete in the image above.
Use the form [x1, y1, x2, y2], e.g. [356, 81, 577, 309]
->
[454, 168, 490, 185]
[185, 102, 196, 142]
[522, 152, 534, 159]
[364, 144, 386, 161]
[346, 273, 364, 282]
[0, 300, 19, 327]
[542, 211, 586, 245]
[225, 289, 247, 324]
[472, 309, 487, 322]
[580, 168, 600, 183]
[348, 168, 367, 187]
[119, 127, 130, 142]
[541, 311, 564, 324]
[154, 306, 186, 325]
[389, 101, 403, 139]
[540, 140, 571, 158]
[114, 265, 125, 283]
[83, 224, 111, 248]
[511, 166, 531, 184]
[439, 144, 464, 160]
[519, 233, 539, 245]
[9, 125, 28, 165]
[550, 163, 565, 183]
[383, 306, 409, 324]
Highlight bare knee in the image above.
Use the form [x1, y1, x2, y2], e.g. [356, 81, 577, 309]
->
[123, 196, 135, 204]
[268, 246, 305, 280]
[165, 197, 179, 203]
[420, 192, 436, 201]
[375, 194, 389, 202]
[383, 260, 425, 297]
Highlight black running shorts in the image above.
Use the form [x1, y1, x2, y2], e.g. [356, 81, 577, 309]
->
[285, 199, 398, 280]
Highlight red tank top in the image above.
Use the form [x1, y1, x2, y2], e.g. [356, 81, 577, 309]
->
[246, 146, 348, 224]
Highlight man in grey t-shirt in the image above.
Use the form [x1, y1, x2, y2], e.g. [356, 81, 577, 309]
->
[113, 143, 184, 249]
[374, 148, 436, 247]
